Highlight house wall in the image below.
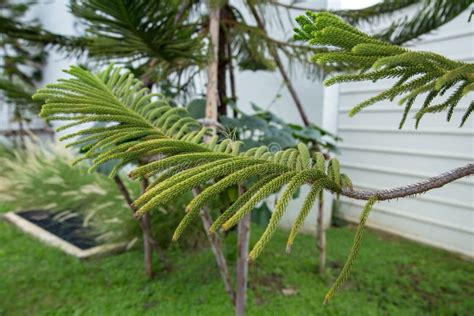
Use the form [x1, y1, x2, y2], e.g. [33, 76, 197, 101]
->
[331, 6, 474, 257]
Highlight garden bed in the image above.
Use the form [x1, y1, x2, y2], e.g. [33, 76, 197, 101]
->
[2, 210, 126, 259]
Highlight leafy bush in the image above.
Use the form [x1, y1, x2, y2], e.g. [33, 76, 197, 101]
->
[0, 141, 206, 249]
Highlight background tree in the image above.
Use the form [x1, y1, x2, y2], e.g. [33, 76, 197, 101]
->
[0, 0, 47, 146]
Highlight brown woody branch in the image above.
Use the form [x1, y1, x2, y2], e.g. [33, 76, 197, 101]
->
[247, 4, 312, 127]
[340, 163, 474, 201]
[113, 175, 170, 271]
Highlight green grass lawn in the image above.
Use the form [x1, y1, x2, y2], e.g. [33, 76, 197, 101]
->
[1, 214, 473, 315]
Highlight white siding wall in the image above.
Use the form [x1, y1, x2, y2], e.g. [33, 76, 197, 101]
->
[333, 7, 474, 257]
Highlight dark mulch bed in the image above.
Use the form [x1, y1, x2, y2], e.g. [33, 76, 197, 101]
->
[17, 210, 98, 250]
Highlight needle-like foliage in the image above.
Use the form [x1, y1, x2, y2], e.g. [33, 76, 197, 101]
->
[294, 11, 474, 128]
[336, 0, 471, 45]
[34, 66, 361, 301]
[70, 0, 204, 83]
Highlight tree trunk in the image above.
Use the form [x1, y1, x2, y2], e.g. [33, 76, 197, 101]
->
[18, 119, 26, 149]
[202, 2, 236, 305]
[195, 188, 236, 304]
[235, 185, 250, 316]
[140, 178, 154, 277]
[206, 2, 220, 128]
[227, 42, 237, 108]
[317, 192, 326, 274]
[217, 6, 229, 116]
[142, 213, 154, 277]
[113, 175, 170, 275]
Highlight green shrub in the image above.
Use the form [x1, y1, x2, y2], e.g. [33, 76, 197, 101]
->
[0, 141, 206, 249]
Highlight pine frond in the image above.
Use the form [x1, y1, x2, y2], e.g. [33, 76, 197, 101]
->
[70, 0, 204, 69]
[34, 65, 209, 176]
[285, 183, 322, 253]
[35, 65, 371, 300]
[374, 0, 471, 45]
[323, 197, 378, 304]
[334, 0, 470, 45]
[294, 12, 474, 127]
[0, 16, 85, 51]
[0, 76, 42, 114]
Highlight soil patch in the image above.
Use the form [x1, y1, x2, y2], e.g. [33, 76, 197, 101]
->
[17, 210, 98, 250]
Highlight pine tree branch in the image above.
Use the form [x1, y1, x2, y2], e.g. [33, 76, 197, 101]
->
[341, 164, 474, 201]
[376, 0, 471, 45]
[41, 65, 472, 303]
[295, 11, 474, 127]
[247, 3, 311, 127]
[0, 16, 86, 51]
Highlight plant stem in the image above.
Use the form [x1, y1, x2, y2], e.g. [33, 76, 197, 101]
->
[113, 175, 170, 273]
[227, 42, 237, 107]
[235, 186, 250, 316]
[194, 188, 236, 304]
[206, 1, 220, 130]
[317, 191, 326, 274]
[140, 178, 154, 277]
[248, 4, 311, 127]
[341, 163, 474, 201]
[201, 0, 236, 306]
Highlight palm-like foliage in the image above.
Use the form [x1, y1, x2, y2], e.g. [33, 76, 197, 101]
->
[294, 12, 474, 128]
[34, 65, 352, 252]
[70, 0, 204, 72]
[333, 0, 471, 45]
[34, 65, 365, 299]
[0, 1, 46, 121]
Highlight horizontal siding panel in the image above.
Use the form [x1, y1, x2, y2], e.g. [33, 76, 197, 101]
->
[339, 150, 472, 176]
[337, 201, 474, 257]
[340, 195, 473, 228]
[338, 107, 473, 129]
[337, 130, 473, 154]
[339, 200, 473, 235]
[339, 144, 472, 161]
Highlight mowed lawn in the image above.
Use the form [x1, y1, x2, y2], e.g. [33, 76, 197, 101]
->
[1, 211, 473, 315]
